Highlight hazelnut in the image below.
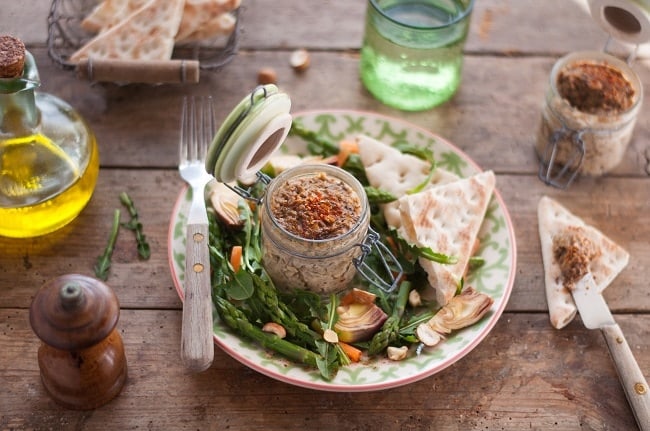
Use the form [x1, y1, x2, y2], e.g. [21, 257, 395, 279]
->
[257, 67, 277, 85]
[289, 49, 310, 72]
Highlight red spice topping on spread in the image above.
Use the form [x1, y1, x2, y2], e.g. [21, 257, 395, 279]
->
[270, 172, 361, 240]
[557, 62, 635, 115]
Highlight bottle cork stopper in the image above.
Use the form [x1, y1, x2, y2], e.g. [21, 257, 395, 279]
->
[0, 35, 26, 78]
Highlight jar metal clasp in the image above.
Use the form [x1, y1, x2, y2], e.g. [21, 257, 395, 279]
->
[353, 227, 403, 293]
[538, 126, 586, 189]
[224, 171, 271, 203]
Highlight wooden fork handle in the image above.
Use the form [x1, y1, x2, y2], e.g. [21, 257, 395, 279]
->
[181, 222, 214, 372]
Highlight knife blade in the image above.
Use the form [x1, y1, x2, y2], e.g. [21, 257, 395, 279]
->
[572, 274, 650, 430]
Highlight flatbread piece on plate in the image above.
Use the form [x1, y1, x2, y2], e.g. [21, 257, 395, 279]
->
[355, 134, 459, 231]
[537, 196, 629, 329]
[399, 170, 496, 306]
[70, 0, 185, 62]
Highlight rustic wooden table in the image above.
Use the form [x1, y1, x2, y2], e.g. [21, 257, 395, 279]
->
[2, 1, 649, 430]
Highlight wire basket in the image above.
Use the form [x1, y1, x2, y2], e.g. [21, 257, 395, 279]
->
[47, 0, 241, 80]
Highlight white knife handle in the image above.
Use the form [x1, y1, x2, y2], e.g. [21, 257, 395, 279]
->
[601, 324, 650, 430]
[181, 223, 215, 372]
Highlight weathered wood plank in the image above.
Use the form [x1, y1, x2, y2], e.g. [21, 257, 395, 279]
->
[1, 309, 646, 431]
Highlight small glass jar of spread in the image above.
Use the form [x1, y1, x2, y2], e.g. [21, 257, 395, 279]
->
[206, 85, 401, 295]
[536, 51, 642, 187]
[261, 164, 370, 295]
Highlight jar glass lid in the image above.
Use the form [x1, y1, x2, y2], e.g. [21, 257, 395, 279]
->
[205, 84, 292, 184]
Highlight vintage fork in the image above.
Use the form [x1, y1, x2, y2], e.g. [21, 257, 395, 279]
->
[178, 96, 215, 372]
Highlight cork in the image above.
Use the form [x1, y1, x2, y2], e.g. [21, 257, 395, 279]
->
[0, 35, 26, 78]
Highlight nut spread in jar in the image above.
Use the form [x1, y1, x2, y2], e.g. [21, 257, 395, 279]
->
[261, 164, 369, 295]
[556, 62, 635, 116]
[269, 171, 362, 240]
[536, 51, 643, 183]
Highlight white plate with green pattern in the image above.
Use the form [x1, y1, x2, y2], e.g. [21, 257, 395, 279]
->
[168, 110, 517, 392]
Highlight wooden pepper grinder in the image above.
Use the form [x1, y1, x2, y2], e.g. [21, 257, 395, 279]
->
[29, 274, 128, 410]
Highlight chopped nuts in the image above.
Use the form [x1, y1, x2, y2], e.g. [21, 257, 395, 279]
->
[387, 346, 409, 361]
[416, 324, 444, 347]
[408, 289, 422, 308]
[323, 328, 339, 343]
[289, 48, 310, 72]
[257, 67, 277, 85]
[262, 322, 286, 339]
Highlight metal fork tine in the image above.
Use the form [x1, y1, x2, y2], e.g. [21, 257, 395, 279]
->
[201, 96, 215, 161]
[189, 97, 198, 162]
[180, 97, 189, 163]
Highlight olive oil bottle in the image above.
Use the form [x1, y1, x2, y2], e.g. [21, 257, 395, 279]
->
[0, 36, 99, 237]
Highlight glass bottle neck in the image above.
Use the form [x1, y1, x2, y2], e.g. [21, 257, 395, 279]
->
[0, 51, 41, 137]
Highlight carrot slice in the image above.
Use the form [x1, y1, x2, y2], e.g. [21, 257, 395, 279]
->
[339, 341, 362, 362]
[337, 139, 359, 167]
[230, 245, 243, 273]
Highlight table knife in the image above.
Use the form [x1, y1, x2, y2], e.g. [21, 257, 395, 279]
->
[572, 273, 650, 430]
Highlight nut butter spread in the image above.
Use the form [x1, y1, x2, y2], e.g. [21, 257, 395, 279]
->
[269, 171, 362, 240]
[552, 227, 601, 287]
[557, 62, 635, 116]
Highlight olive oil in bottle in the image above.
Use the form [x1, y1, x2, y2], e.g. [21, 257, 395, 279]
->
[0, 35, 99, 237]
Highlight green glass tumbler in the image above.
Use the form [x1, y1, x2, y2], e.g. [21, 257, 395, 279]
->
[360, 0, 474, 111]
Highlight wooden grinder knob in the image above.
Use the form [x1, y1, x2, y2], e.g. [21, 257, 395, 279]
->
[29, 274, 128, 410]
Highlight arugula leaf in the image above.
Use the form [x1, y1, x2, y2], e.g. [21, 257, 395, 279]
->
[364, 186, 397, 204]
[415, 246, 458, 265]
[224, 270, 255, 301]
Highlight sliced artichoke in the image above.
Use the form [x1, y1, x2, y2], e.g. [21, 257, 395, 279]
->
[417, 287, 493, 347]
[335, 289, 388, 343]
[207, 181, 244, 228]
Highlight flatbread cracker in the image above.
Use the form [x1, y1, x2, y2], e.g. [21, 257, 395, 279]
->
[81, 0, 149, 33]
[70, 0, 185, 62]
[83, 0, 239, 42]
[355, 134, 459, 230]
[176, 0, 240, 42]
[398, 170, 496, 305]
[537, 196, 629, 329]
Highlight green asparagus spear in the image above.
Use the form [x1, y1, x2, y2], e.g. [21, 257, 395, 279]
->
[94, 209, 121, 281]
[288, 121, 340, 156]
[250, 272, 321, 347]
[368, 281, 412, 356]
[119, 192, 150, 259]
[214, 295, 321, 368]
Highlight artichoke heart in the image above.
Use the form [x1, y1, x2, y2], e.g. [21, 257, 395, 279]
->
[417, 287, 493, 347]
[207, 181, 244, 228]
[335, 289, 388, 343]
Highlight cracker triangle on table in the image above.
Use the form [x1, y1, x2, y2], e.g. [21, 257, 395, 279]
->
[356, 134, 495, 306]
[537, 196, 629, 329]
